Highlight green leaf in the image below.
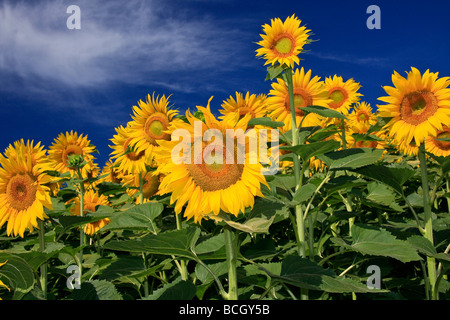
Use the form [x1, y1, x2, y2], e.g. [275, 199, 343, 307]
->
[247, 197, 290, 224]
[265, 65, 286, 80]
[302, 105, 348, 119]
[270, 255, 381, 293]
[351, 133, 384, 142]
[194, 233, 225, 255]
[101, 202, 163, 234]
[247, 117, 285, 128]
[96, 182, 126, 196]
[281, 140, 341, 161]
[318, 148, 384, 170]
[0, 253, 36, 299]
[143, 279, 197, 300]
[333, 224, 422, 263]
[68, 280, 123, 300]
[103, 226, 201, 259]
[406, 236, 450, 262]
[365, 182, 397, 206]
[220, 215, 275, 234]
[195, 261, 228, 284]
[354, 164, 416, 194]
[325, 175, 367, 195]
[292, 183, 317, 203]
[99, 256, 146, 281]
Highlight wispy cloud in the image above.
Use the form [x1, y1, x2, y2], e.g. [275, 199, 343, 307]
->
[305, 51, 389, 67]
[0, 0, 247, 125]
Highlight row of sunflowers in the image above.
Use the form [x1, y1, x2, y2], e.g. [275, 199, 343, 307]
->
[0, 14, 449, 301]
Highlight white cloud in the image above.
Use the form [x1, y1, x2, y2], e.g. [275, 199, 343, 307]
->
[306, 51, 388, 67]
[0, 0, 249, 127]
[0, 0, 244, 89]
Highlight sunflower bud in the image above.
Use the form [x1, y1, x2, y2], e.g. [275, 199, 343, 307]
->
[67, 154, 86, 169]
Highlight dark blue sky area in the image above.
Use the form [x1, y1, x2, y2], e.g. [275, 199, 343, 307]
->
[1, 0, 449, 167]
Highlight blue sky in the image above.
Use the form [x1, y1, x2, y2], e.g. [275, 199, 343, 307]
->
[1, 0, 449, 168]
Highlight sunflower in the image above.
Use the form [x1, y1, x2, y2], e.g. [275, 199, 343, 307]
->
[122, 171, 161, 203]
[256, 14, 311, 68]
[267, 67, 331, 133]
[395, 138, 419, 157]
[425, 125, 450, 157]
[128, 93, 181, 160]
[377, 67, 450, 146]
[0, 141, 53, 237]
[154, 98, 268, 223]
[4, 139, 48, 168]
[68, 189, 110, 236]
[99, 159, 122, 184]
[324, 75, 362, 114]
[219, 92, 267, 120]
[110, 124, 150, 175]
[347, 102, 377, 133]
[48, 131, 97, 176]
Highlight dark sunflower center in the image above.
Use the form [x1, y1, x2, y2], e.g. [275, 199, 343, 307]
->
[6, 174, 37, 211]
[355, 140, 378, 148]
[272, 33, 295, 56]
[357, 112, 369, 122]
[401, 90, 438, 125]
[285, 89, 312, 116]
[328, 88, 348, 109]
[434, 130, 450, 150]
[186, 143, 244, 191]
[145, 112, 170, 146]
[123, 138, 145, 161]
[142, 174, 160, 198]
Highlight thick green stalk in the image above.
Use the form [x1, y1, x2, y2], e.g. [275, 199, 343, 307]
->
[38, 219, 47, 299]
[285, 67, 308, 300]
[285, 67, 306, 255]
[77, 168, 85, 277]
[418, 143, 437, 300]
[139, 173, 152, 295]
[175, 213, 188, 281]
[224, 226, 238, 300]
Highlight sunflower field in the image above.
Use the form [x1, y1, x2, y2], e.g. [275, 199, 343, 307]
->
[0, 14, 449, 303]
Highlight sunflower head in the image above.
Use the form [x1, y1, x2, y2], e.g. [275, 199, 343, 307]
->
[128, 93, 182, 158]
[122, 170, 161, 203]
[48, 131, 97, 177]
[256, 14, 311, 68]
[154, 98, 268, 223]
[425, 125, 450, 157]
[0, 140, 53, 237]
[110, 124, 150, 175]
[219, 92, 267, 121]
[348, 102, 377, 133]
[378, 67, 450, 146]
[68, 189, 110, 236]
[324, 75, 362, 113]
[267, 67, 331, 132]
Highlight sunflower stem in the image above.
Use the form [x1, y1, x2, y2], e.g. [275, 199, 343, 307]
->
[418, 143, 437, 300]
[341, 118, 347, 150]
[175, 212, 188, 281]
[76, 168, 85, 279]
[285, 66, 308, 300]
[38, 219, 47, 299]
[138, 173, 153, 295]
[224, 225, 238, 300]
